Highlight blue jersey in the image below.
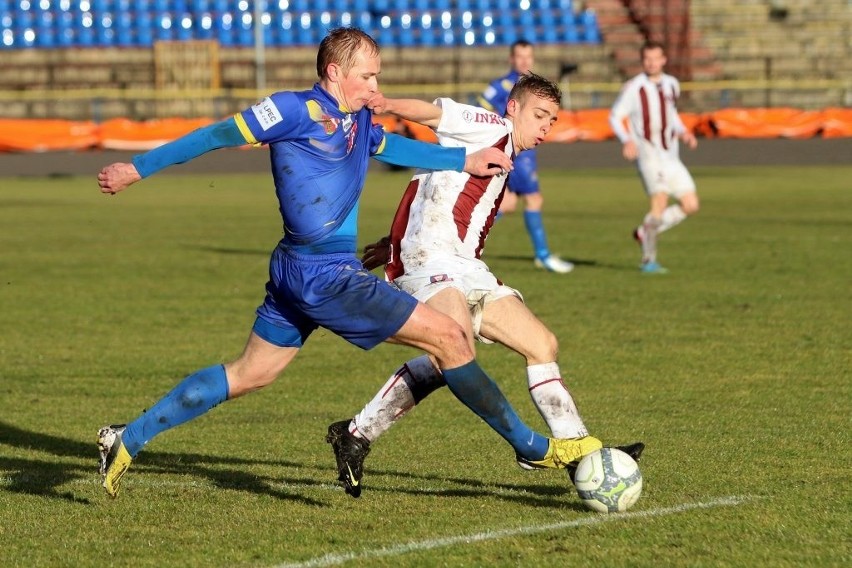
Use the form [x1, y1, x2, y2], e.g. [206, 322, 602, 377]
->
[236, 83, 386, 250]
[478, 70, 520, 115]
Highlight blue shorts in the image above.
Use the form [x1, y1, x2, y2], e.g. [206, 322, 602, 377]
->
[253, 244, 418, 350]
[507, 149, 539, 195]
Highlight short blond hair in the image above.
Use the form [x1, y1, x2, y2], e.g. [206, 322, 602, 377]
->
[316, 28, 380, 79]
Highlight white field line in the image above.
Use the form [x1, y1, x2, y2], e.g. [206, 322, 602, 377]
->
[273, 495, 757, 568]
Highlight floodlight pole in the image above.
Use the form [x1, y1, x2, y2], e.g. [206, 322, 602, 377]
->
[254, 0, 267, 93]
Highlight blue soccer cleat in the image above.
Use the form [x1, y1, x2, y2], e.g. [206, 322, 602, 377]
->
[641, 261, 668, 274]
[534, 254, 575, 274]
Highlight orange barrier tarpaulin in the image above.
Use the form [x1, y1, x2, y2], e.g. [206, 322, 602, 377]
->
[572, 109, 616, 141]
[0, 119, 99, 152]
[0, 109, 849, 155]
[821, 107, 852, 139]
[709, 108, 824, 139]
[98, 117, 216, 150]
[544, 110, 580, 143]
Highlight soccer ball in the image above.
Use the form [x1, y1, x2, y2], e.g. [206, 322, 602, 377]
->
[573, 448, 643, 513]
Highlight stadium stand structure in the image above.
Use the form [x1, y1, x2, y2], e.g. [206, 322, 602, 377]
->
[690, 0, 852, 108]
[0, 0, 849, 118]
[0, 0, 602, 49]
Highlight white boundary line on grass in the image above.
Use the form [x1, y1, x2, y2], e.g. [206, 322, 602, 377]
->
[274, 495, 756, 568]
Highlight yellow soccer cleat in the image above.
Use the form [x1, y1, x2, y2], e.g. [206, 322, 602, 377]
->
[97, 425, 133, 498]
[516, 436, 603, 470]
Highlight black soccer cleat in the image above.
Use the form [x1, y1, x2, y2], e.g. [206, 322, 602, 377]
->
[325, 420, 371, 498]
[566, 441, 645, 483]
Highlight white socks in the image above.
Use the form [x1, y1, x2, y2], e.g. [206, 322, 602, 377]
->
[351, 358, 590, 444]
[641, 214, 662, 263]
[659, 204, 687, 234]
[527, 362, 588, 439]
[352, 355, 443, 443]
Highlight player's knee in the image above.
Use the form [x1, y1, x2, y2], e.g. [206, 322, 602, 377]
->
[680, 193, 700, 215]
[432, 323, 474, 363]
[225, 364, 280, 397]
[527, 330, 559, 364]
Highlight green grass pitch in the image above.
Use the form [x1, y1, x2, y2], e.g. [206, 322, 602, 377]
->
[0, 163, 849, 566]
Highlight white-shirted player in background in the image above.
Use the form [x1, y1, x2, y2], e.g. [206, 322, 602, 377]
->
[609, 41, 699, 274]
[325, 74, 643, 497]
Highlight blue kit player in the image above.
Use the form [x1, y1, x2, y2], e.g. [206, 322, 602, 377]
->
[95, 28, 600, 498]
[479, 40, 575, 273]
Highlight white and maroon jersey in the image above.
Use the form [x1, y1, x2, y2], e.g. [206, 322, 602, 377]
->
[609, 73, 687, 155]
[385, 98, 514, 281]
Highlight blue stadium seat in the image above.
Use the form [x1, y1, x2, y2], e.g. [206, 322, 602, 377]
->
[196, 11, 216, 40]
[192, 0, 213, 12]
[561, 22, 578, 43]
[499, 25, 517, 46]
[115, 11, 135, 46]
[76, 23, 95, 47]
[539, 8, 556, 29]
[155, 12, 175, 41]
[94, 14, 116, 46]
[176, 13, 193, 41]
[275, 21, 295, 45]
[580, 9, 599, 42]
[55, 11, 75, 47]
[136, 12, 154, 45]
[215, 13, 234, 45]
[153, 0, 170, 13]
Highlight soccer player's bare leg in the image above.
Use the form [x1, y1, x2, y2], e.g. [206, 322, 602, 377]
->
[479, 295, 589, 439]
[389, 300, 559, 462]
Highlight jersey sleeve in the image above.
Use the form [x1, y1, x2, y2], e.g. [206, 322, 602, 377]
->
[368, 120, 387, 155]
[609, 81, 634, 143]
[668, 77, 687, 135]
[234, 91, 303, 145]
[477, 80, 501, 112]
[434, 98, 509, 147]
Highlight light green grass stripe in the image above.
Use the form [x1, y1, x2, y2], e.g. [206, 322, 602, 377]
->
[275, 495, 756, 568]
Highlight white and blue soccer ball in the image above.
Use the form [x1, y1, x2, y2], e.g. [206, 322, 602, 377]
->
[573, 448, 643, 513]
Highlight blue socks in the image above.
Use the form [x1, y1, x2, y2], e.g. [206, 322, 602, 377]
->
[122, 364, 230, 457]
[523, 210, 551, 260]
[442, 360, 549, 461]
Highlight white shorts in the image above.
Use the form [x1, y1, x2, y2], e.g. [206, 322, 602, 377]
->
[393, 265, 522, 344]
[636, 145, 696, 198]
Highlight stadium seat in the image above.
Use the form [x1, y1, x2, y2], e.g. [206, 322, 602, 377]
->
[176, 13, 194, 41]
[94, 14, 116, 46]
[580, 9, 600, 42]
[115, 12, 135, 46]
[55, 11, 75, 47]
[136, 12, 154, 45]
[192, 0, 213, 12]
[155, 12, 175, 41]
[561, 22, 578, 43]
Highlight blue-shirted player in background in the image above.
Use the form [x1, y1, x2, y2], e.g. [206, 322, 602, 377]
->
[95, 28, 600, 498]
[479, 40, 575, 273]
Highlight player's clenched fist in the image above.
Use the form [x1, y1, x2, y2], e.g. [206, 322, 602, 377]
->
[98, 162, 142, 194]
[361, 236, 391, 271]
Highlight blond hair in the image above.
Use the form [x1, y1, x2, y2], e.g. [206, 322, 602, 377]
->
[316, 28, 380, 79]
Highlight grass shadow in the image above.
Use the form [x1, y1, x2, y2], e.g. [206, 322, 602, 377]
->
[0, 421, 323, 506]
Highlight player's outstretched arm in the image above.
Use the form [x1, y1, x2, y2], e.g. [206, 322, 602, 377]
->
[97, 117, 249, 195]
[369, 94, 442, 128]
